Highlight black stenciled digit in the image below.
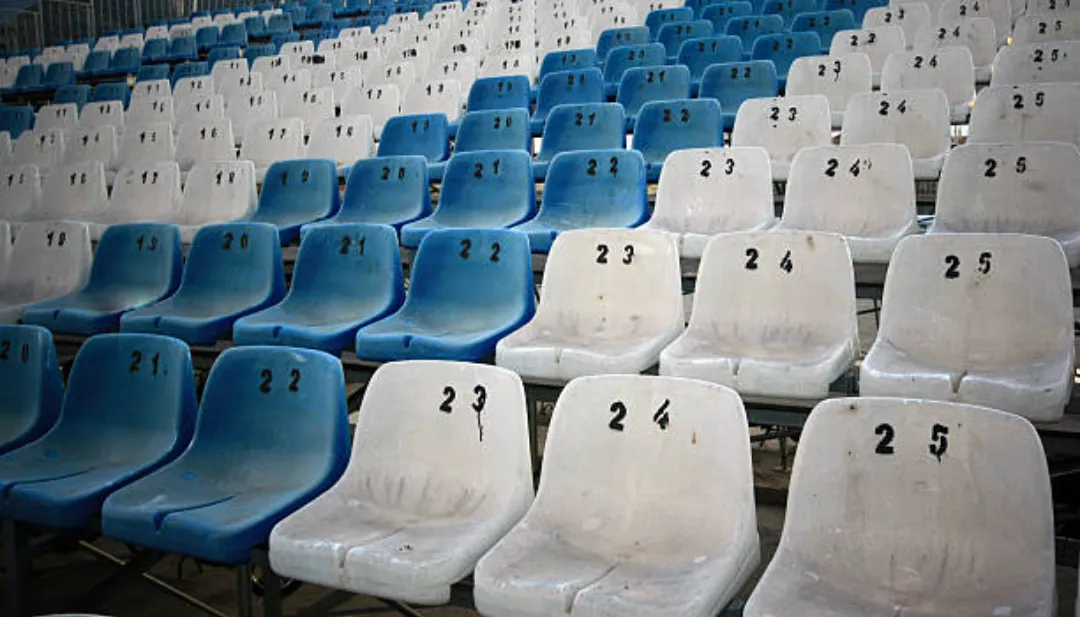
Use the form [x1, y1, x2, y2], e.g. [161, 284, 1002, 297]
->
[459, 238, 472, 259]
[779, 250, 793, 273]
[20, 343, 28, 363]
[609, 401, 627, 431]
[596, 243, 609, 264]
[653, 398, 670, 430]
[745, 247, 759, 270]
[929, 423, 949, 461]
[609, 156, 618, 175]
[129, 350, 142, 373]
[984, 158, 998, 177]
[0, 340, 9, 360]
[289, 369, 300, 392]
[490, 242, 500, 262]
[622, 244, 634, 264]
[824, 158, 838, 177]
[259, 369, 272, 393]
[944, 254, 960, 279]
[725, 158, 735, 174]
[977, 251, 992, 274]
[151, 352, 160, 376]
[874, 423, 895, 454]
[223, 232, 234, 250]
[587, 158, 598, 176]
[700, 159, 712, 177]
[440, 385, 455, 413]
[340, 235, 351, 254]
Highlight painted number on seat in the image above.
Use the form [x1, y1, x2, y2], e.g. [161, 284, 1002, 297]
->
[0, 340, 30, 363]
[874, 422, 950, 461]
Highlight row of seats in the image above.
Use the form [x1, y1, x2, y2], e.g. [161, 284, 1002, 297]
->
[0, 330, 1054, 614]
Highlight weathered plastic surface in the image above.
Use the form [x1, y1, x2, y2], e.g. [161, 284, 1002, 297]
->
[730, 94, 832, 181]
[173, 161, 258, 243]
[968, 82, 1080, 147]
[240, 117, 304, 181]
[991, 41, 1080, 86]
[88, 161, 183, 240]
[880, 46, 975, 122]
[0, 325, 62, 456]
[246, 158, 340, 244]
[841, 88, 950, 179]
[785, 53, 872, 126]
[829, 26, 905, 84]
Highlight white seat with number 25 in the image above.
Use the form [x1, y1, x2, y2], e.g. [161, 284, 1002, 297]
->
[745, 396, 1055, 617]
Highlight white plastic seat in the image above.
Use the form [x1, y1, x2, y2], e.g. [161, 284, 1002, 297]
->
[496, 229, 683, 382]
[479, 51, 536, 82]
[280, 40, 315, 57]
[935, 0, 1011, 44]
[475, 374, 759, 617]
[338, 47, 384, 85]
[0, 131, 8, 164]
[63, 125, 118, 171]
[210, 58, 248, 86]
[318, 37, 355, 55]
[863, 2, 931, 47]
[85, 160, 183, 240]
[1025, 0, 1080, 16]
[220, 71, 263, 104]
[785, 54, 873, 128]
[36, 103, 79, 132]
[173, 75, 216, 111]
[861, 233, 1073, 422]
[270, 360, 533, 605]
[252, 54, 291, 85]
[175, 118, 235, 177]
[266, 68, 313, 105]
[830, 26, 906, 87]
[280, 87, 335, 134]
[227, 90, 277, 147]
[172, 160, 257, 243]
[730, 95, 832, 182]
[913, 18, 997, 83]
[131, 79, 171, 102]
[929, 142, 1080, 267]
[395, 45, 430, 81]
[0, 165, 42, 220]
[116, 122, 175, 173]
[0, 221, 92, 323]
[1012, 14, 1080, 44]
[968, 82, 1080, 148]
[643, 147, 775, 259]
[402, 79, 463, 123]
[175, 93, 225, 133]
[990, 41, 1080, 86]
[297, 51, 336, 73]
[880, 47, 976, 123]
[841, 89, 950, 180]
[79, 100, 125, 132]
[126, 95, 175, 126]
[342, 84, 401, 139]
[313, 65, 362, 104]
[240, 117, 304, 182]
[375, 61, 418, 97]
[11, 129, 65, 176]
[777, 143, 918, 263]
[744, 396, 1054, 617]
[660, 231, 857, 398]
[27, 160, 109, 222]
[429, 56, 478, 93]
[305, 115, 374, 174]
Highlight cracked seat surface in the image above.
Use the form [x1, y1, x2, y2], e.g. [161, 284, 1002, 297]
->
[269, 360, 533, 604]
[101, 345, 350, 564]
[475, 374, 759, 617]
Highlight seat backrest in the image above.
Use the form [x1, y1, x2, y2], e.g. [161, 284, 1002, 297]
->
[880, 46, 975, 109]
[39, 161, 109, 219]
[786, 53, 872, 115]
[0, 105, 34, 139]
[36, 103, 80, 132]
[55, 84, 92, 109]
[751, 32, 823, 77]
[840, 88, 950, 159]
[64, 124, 118, 168]
[2, 221, 92, 299]
[376, 113, 449, 162]
[830, 25, 905, 75]
[617, 65, 692, 119]
[340, 84, 400, 137]
[174, 75, 215, 107]
[305, 115, 374, 167]
[991, 40, 1080, 86]
[92, 81, 131, 107]
[110, 161, 183, 221]
[602, 43, 666, 86]
[229, 90, 278, 141]
[313, 65, 361, 103]
[913, 17, 997, 70]
[252, 53, 291, 81]
[781, 143, 916, 237]
[657, 19, 715, 58]
[702, 2, 755, 36]
[180, 160, 258, 225]
[82, 222, 184, 306]
[535, 374, 753, 551]
[968, 82, 1080, 147]
[139, 40, 169, 64]
[13, 63, 43, 88]
[541, 149, 647, 225]
[82, 49, 112, 73]
[596, 26, 650, 63]
[1012, 14, 1080, 44]
[678, 35, 744, 80]
[43, 61, 75, 86]
[171, 60, 208, 84]
[763, 0, 824, 26]
[635, 98, 725, 166]
[434, 150, 534, 224]
[376, 60, 418, 94]
[539, 48, 599, 80]
[0, 165, 42, 219]
[466, 75, 531, 112]
[402, 79, 463, 121]
[454, 109, 530, 153]
[126, 95, 174, 126]
[699, 60, 779, 114]
[12, 128, 65, 170]
[180, 222, 285, 306]
[175, 93, 226, 131]
[339, 156, 430, 223]
[117, 121, 174, 170]
[535, 67, 606, 122]
[774, 397, 1052, 601]
[536, 102, 626, 163]
[724, 15, 785, 50]
[652, 146, 774, 234]
[258, 158, 340, 220]
[825, 0, 889, 22]
[131, 78, 170, 101]
[282, 86, 335, 128]
[240, 117, 304, 168]
[936, 0, 1010, 42]
[176, 117, 234, 173]
[220, 70, 262, 102]
[646, 6, 694, 39]
[0, 325, 62, 454]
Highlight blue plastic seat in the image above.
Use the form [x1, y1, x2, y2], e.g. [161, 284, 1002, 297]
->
[657, 20, 714, 62]
[43, 62, 76, 91]
[208, 45, 242, 64]
[376, 113, 450, 180]
[467, 75, 532, 113]
[136, 62, 170, 82]
[234, 224, 404, 352]
[23, 224, 184, 335]
[196, 26, 220, 51]
[790, 9, 856, 52]
[532, 68, 605, 135]
[751, 31, 822, 88]
[79, 50, 112, 77]
[165, 36, 198, 62]
[218, 23, 248, 48]
[141, 38, 169, 63]
[401, 150, 535, 249]
[267, 13, 294, 35]
[454, 109, 531, 154]
[725, 15, 785, 58]
[102, 345, 348, 564]
[645, 7, 694, 40]
[617, 65, 692, 129]
[0, 333, 196, 529]
[534, 102, 626, 180]
[824, 0, 887, 25]
[764, 0, 824, 27]
[272, 31, 301, 49]
[244, 15, 269, 38]
[0, 105, 34, 138]
[0, 326, 62, 457]
[355, 228, 535, 362]
[700, 60, 779, 130]
[687, 0, 725, 18]
[247, 159, 340, 245]
[9, 64, 45, 94]
[120, 223, 286, 345]
[702, 3, 755, 40]
[596, 27, 650, 67]
[602, 43, 666, 98]
[103, 47, 142, 77]
[245, 43, 276, 65]
[634, 98, 724, 181]
[319, 156, 431, 230]
[679, 35, 744, 95]
[539, 49, 599, 81]
[172, 60, 209, 84]
[512, 150, 648, 253]
[92, 81, 131, 107]
[299, 3, 333, 27]
[53, 84, 91, 109]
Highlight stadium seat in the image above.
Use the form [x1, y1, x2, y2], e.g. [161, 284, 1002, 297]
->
[702, 2, 754, 37]
[913, 18, 997, 83]
[968, 82, 1080, 147]
[340, 84, 400, 139]
[658, 20, 714, 61]
[355, 228, 535, 362]
[991, 41, 1080, 86]
[539, 48, 599, 80]
[131, 78, 170, 102]
[513, 150, 648, 253]
[31, 160, 108, 221]
[175, 118, 235, 177]
[841, 89, 949, 179]
[240, 117, 304, 182]
[54, 84, 91, 109]
[0, 165, 42, 220]
[880, 47, 975, 123]
[678, 35, 743, 94]
[1012, 14, 1080, 44]
[465, 75, 531, 113]
[270, 359, 532, 603]
[751, 32, 822, 88]
[596, 27, 650, 66]
[116, 121, 174, 173]
[87, 161, 183, 240]
[313, 65, 361, 104]
[861, 234, 1073, 422]
[246, 158, 339, 244]
[746, 396, 1055, 615]
[0, 332, 196, 529]
[402, 79, 463, 124]
[36, 103, 79, 132]
[7, 64, 44, 95]
[616, 65, 692, 129]
[23, 223, 183, 334]
[777, 143, 918, 262]
[475, 374, 758, 617]
[725, 15, 784, 56]
[0, 325, 62, 456]
[533, 68, 606, 134]
[304, 115, 374, 176]
[401, 150, 535, 248]
[79, 50, 112, 78]
[496, 229, 683, 381]
[120, 222, 285, 344]
[634, 98, 725, 182]
[602, 43, 665, 97]
[173, 160, 258, 243]
[824, 0, 888, 24]
[785, 53, 873, 127]
[376, 113, 450, 178]
[101, 344, 349, 564]
[831, 26, 905, 86]
[644, 147, 775, 258]
[764, 0, 824, 28]
[699, 61, 779, 131]
[227, 90, 278, 147]
[790, 10, 857, 53]
[0, 221, 92, 323]
[451, 109, 531, 156]
[314, 156, 430, 231]
[0, 105, 34, 139]
[91, 81, 131, 108]
[936, 0, 1010, 44]
[126, 95, 174, 127]
[929, 142, 1080, 268]
[175, 93, 226, 132]
[660, 231, 856, 397]
[63, 124, 118, 170]
[11, 128, 65, 174]
[234, 223, 403, 352]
